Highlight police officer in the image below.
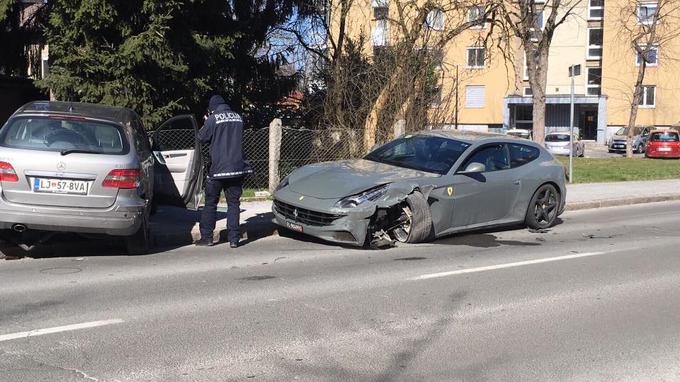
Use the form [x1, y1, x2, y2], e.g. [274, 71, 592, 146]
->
[195, 95, 252, 248]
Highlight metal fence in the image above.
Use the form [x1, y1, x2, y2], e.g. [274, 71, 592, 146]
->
[238, 126, 362, 190]
[191, 127, 361, 190]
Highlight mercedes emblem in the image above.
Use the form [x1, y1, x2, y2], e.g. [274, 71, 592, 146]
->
[56, 162, 66, 171]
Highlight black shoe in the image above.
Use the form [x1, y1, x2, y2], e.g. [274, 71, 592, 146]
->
[195, 237, 214, 247]
[229, 241, 239, 248]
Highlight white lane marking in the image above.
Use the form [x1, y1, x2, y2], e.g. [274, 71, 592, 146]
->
[410, 252, 607, 281]
[0, 319, 124, 343]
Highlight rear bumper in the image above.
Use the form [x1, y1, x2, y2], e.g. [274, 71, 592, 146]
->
[0, 197, 146, 236]
[547, 147, 572, 156]
[646, 150, 680, 158]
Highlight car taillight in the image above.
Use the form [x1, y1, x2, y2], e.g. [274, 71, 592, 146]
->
[102, 169, 141, 189]
[0, 161, 18, 182]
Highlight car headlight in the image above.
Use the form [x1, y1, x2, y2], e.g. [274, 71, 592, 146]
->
[275, 177, 289, 191]
[335, 184, 389, 209]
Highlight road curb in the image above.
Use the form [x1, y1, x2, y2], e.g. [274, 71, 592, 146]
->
[566, 194, 680, 211]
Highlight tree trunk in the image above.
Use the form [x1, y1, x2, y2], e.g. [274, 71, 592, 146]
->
[626, 60, 646, 158]
[529, 48, 550, 145]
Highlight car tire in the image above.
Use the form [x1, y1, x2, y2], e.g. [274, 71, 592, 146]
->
[125, 212, 151, 255]
[525, 184, 560, 230]
[391, 191, 434, 244]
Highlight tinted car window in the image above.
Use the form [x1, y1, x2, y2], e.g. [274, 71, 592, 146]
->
[131, 118, 152, 157]
[509, 143, 540, 168]
[0, 116, 128, 154]
[365, 135, 471, 175]
[462, 144, 510, 172]
[651, 132, 679, 142]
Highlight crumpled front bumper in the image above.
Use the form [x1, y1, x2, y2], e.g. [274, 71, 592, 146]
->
[271, 190, 376, 247]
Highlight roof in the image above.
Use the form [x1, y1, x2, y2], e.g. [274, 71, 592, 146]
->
[420, 129, 510, 143]
[15, 101, 134, 124]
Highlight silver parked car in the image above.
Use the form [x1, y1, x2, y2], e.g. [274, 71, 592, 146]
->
[273, 131, 566, 247]
[608, 126, 651, 153]
[545, 132, 585, 157]
[0, 101, 202, 255]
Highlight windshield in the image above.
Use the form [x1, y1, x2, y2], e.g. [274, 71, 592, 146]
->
[545, 134, 570, 142]
[615, 127, 626, 136]
[364, 135, 471, 174]
[651, 132, 679, 142]
[0, 116, 128, 154]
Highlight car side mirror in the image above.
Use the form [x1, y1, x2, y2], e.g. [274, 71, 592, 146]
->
[458, 162, 486, 174]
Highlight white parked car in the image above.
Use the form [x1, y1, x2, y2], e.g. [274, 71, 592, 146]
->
[544, 133, 585, 157]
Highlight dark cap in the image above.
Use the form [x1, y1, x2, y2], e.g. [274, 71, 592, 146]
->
[208, 95, 226, 112]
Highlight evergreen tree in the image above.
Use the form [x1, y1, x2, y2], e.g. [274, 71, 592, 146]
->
[39, 0, 299, 128]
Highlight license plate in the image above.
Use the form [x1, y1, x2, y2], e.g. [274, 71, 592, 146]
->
[613, 145, 624, 149]
[659, 147, 671, 152]
[286, 221, 304, 233]
[33, 178, 90, 195]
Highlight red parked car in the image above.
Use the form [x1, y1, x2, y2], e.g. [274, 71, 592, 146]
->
[645, 130, 680, 159]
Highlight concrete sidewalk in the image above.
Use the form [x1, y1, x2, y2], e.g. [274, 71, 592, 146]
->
[151, 179, 680, 246]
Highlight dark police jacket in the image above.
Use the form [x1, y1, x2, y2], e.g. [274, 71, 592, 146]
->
[197, 104, 253, 179]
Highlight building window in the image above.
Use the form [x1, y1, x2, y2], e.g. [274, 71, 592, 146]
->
[587, 68, 602, 96]
[465, 85, 485, 108]
[528, 11, 544, 41]
[587, 28, 603, 59]
[429, 86, 443, 108]
[468, 6, 485, 27]
[636, 46, 658, 66]
[374, 6, 388, 19]
[425, 8, 445, 31]
[588, 0, 604, 20]
[638, 2, 658, 25]
[638, 85, 656, 107]
[523, 87, 533, 96]
[372, 19, 388, 47]
[467, 47, 485, 68]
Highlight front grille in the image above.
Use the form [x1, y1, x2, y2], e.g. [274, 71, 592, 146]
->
[274, 200, 344, 226]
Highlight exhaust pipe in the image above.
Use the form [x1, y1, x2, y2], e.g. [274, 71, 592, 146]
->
[11, 224, 27, 233]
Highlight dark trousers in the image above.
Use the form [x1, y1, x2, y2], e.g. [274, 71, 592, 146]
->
[200, 177, 243, 243]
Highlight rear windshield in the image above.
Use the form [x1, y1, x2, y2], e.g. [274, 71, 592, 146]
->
[0, 116, 128, 154]
[651, 132, 679, 142]
[545, 134, 570, 142]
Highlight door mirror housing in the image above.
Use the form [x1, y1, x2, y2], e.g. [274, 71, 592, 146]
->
[458, 162, 486, 174]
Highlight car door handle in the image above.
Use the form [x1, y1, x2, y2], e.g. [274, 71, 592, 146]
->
[513, 180, 521, 185]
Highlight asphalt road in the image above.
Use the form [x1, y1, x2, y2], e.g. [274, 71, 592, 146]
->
[1, 201, 680, 381]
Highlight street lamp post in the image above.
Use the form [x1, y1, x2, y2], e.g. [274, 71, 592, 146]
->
[568, 64, 581, 184]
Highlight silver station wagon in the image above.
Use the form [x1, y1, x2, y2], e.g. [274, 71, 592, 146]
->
[0, 101, 203, 255]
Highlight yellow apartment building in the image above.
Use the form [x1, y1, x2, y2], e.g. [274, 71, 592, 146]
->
[331, 0, 679, 143]
[601, 0, 680, 134]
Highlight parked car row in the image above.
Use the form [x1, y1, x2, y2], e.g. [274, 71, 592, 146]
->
[607, 126, 651, 154]
[0, 101, 204, 255]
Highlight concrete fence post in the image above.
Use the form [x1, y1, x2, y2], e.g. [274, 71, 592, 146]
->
[393, 119, 406, 139]
[268, 118, 283, 194]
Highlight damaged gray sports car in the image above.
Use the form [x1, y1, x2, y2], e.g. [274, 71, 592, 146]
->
[272, 131, 566, 247]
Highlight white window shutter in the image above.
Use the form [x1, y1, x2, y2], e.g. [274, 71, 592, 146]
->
[465, 86, 485, 108]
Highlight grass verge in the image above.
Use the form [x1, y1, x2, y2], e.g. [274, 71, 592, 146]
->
[557, 156, 680, 183]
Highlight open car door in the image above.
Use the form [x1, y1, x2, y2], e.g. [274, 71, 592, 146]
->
[152, 115, 203, 210]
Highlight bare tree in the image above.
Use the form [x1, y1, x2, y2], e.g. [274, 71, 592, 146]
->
[497, 0, 582, 145]
[280, 0, 499, 152]
[614, 0, 680, 158]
